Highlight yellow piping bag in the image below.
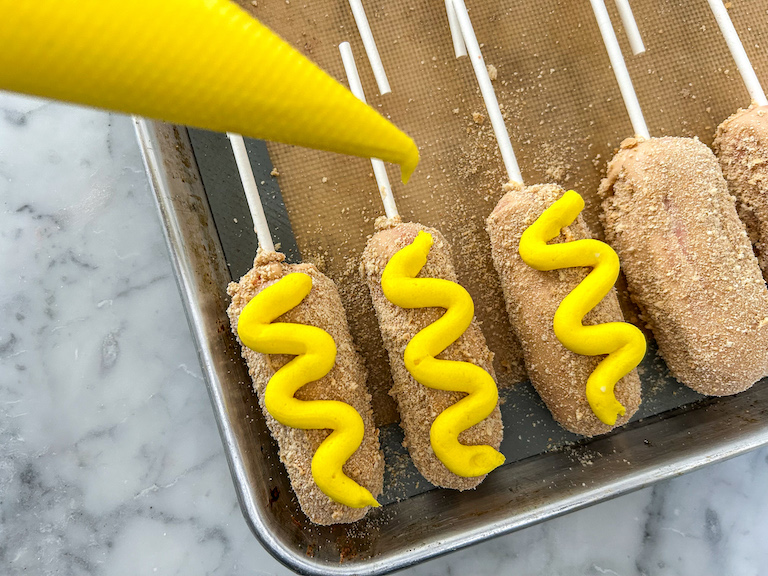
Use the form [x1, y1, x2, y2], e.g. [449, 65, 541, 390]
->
[0, 0, 419, 182]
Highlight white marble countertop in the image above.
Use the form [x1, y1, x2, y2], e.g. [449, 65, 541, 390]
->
[1, 92, 766, 576]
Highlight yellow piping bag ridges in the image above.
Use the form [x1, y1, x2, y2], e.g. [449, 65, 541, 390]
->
[381, 231, 505, 477]
[518, 190, 646, 426]
[0, 0, 419, 182]
[237, 272, 379, 509]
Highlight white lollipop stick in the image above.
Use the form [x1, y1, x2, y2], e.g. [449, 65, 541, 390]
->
[590, 0, 650, 139]
[706, 0, 767, 106]
[339, 42, 399, 219]
[347, 0, 391, 95]
[445, 0, 467, 58]
[614, 0, 645, 55]
[227, 133, 275, 253]
[450, 0, 523, 185]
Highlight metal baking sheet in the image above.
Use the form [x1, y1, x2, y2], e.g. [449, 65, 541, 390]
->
[136, 118, 768, 575]
[185, 127, 706, 505]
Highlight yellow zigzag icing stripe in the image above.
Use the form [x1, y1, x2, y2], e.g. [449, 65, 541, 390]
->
[237, 272, 378, 509]
[381, 231, 505, 477]
[518, 190, 646, 426]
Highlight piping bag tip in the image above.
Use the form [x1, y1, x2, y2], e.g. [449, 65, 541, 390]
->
[399, 140, 420, 184]
[0, 0, 419, 181]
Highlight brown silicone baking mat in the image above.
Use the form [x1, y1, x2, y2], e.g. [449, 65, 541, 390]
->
[187, 0, 766, 505]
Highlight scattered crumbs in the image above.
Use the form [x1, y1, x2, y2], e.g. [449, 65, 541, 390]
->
[270, 168, 280, 177]
[322, 176, 328, 183]
[536, 141, 574, 184]
[472, 112, 486, 124]
[724, 1, 732, 7]
[545, 164, 566, 182]
[233, 217, 238, 223]
[456, 104, 505, 182]
[487, 64, 498, 81]
[562, 444, 601, 467]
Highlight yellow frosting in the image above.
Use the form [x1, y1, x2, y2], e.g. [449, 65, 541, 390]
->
[518, 190, 646, 426]
[237, 272, 378, 509]
[381, 231, 505, 477]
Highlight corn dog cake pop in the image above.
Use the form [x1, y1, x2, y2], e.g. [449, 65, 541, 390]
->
[589, 0, 768, 395]
[339, 42, 504, 490]
[449, 0, 642, 435]
[487, 184, 642, 436]
[362, 221, 504, 490]
[599, 135, 768, 395]
[706, 0, 768, 280]
[225, 134, 383, 525]
[517, 191, 646, 428]
[715, 104, 768, 278]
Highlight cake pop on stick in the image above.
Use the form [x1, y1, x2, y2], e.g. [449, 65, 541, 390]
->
[339, 41, 505, 490]
[446, 0, 643, 435]
[225, 133, 383, 525]
[590, 0, 768, 396]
